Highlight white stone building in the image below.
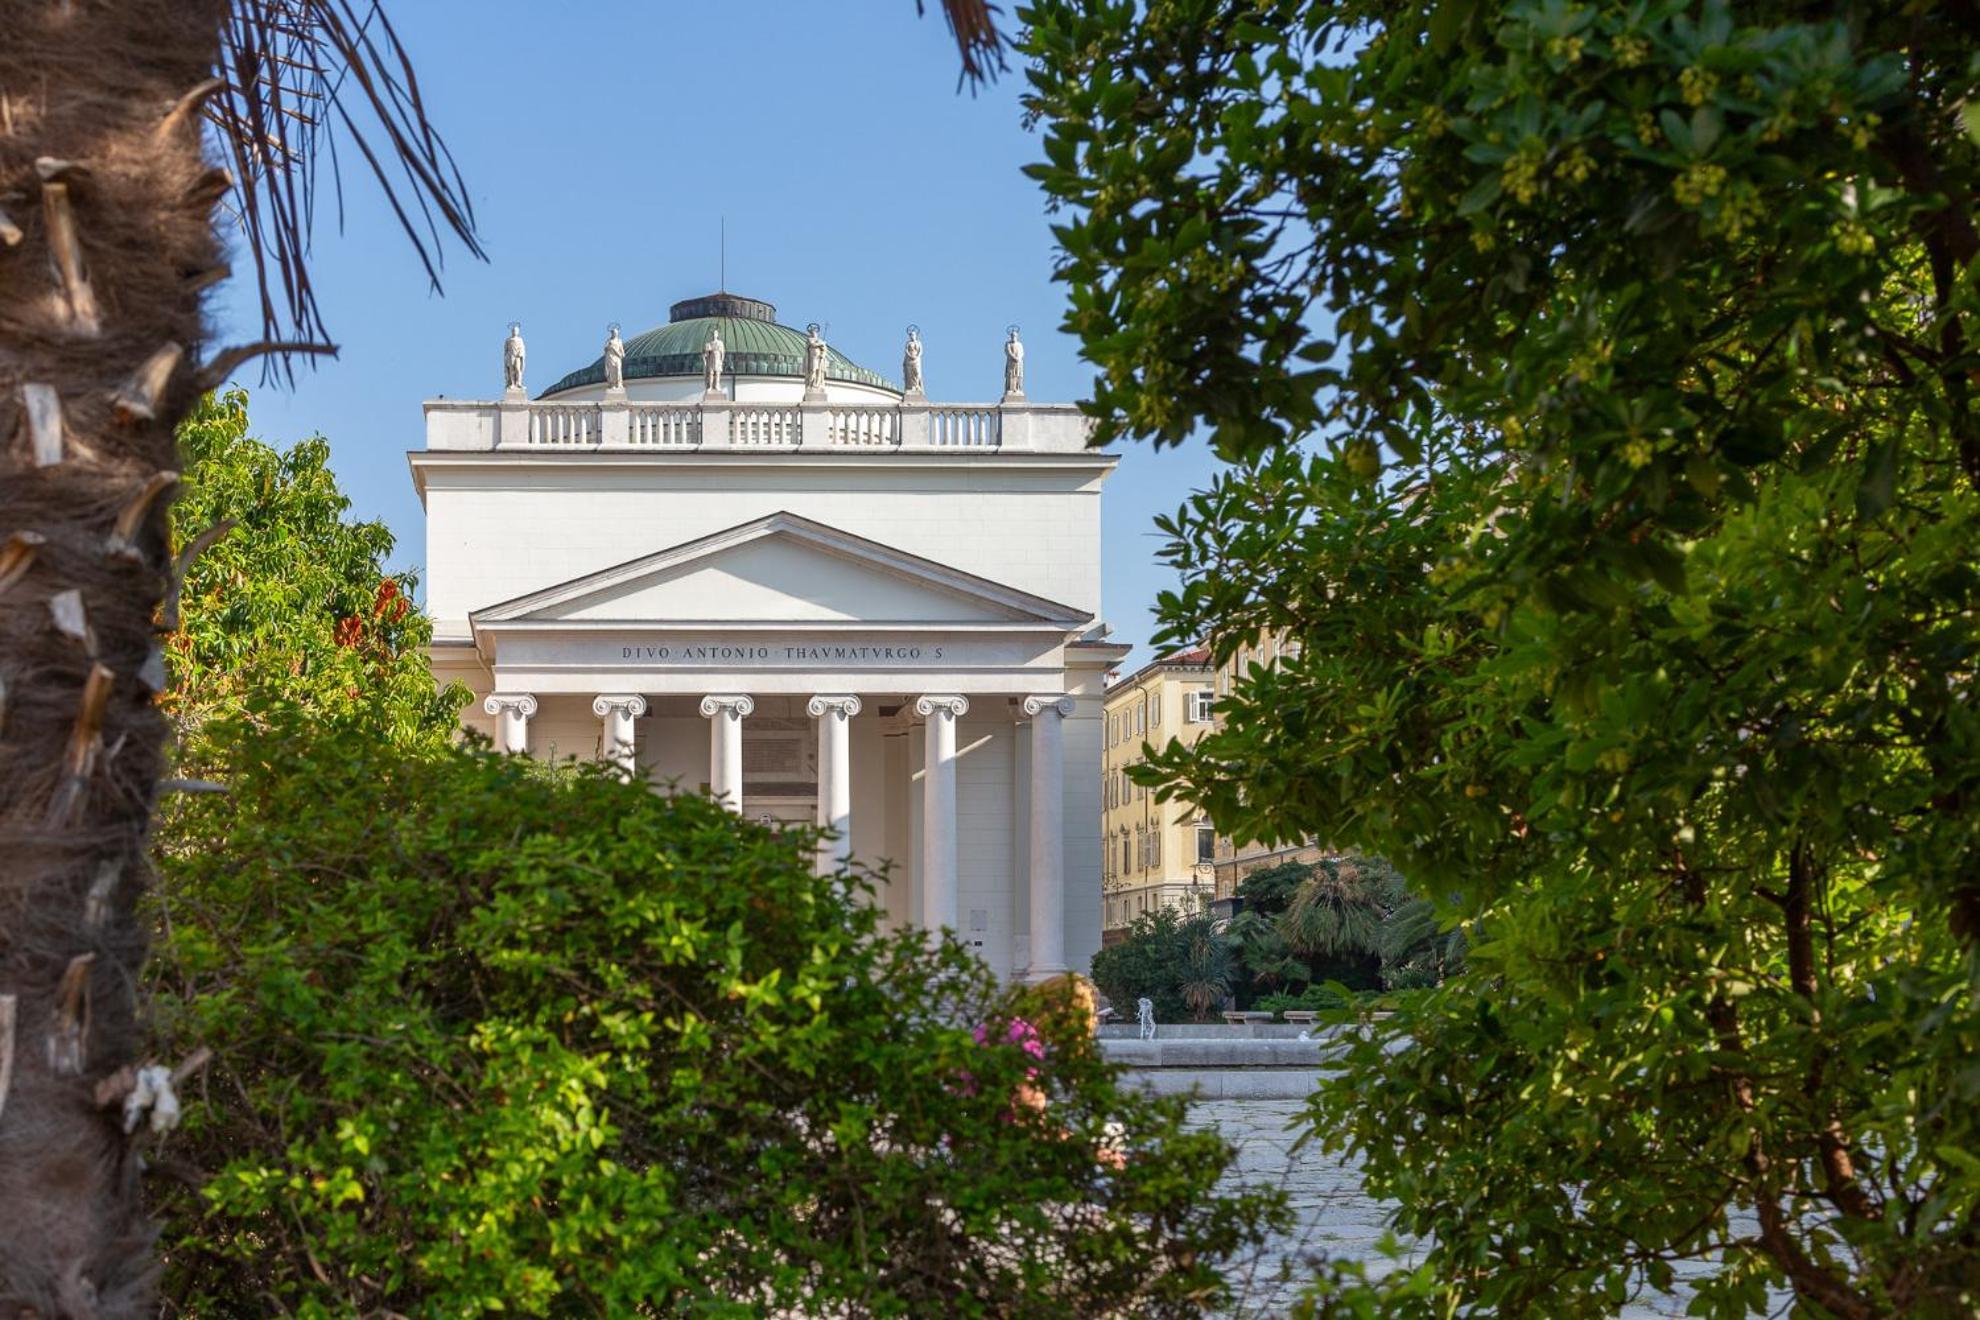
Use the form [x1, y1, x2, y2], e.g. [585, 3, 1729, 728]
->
[413, 292, 1125, 981]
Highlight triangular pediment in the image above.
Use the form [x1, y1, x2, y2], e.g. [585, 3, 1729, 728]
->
[471, 512, 1090, 628]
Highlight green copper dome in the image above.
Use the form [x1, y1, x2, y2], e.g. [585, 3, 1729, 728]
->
[543, 292, 897, 395]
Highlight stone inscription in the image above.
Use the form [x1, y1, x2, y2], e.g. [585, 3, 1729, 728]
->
[619, 643, 947, 663]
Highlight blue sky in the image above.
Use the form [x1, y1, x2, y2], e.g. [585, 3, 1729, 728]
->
[211, 0, 1226, 668]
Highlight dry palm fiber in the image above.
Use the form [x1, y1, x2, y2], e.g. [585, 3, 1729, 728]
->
[0, 1, 225, 1313]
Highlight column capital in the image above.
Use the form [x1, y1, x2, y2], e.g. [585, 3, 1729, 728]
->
[913, 694, 969, 720]
[806, 694, 863, 720]
[484, 692, 539, 718]
[699, 694, 755, 720]
[591, 693, 648, 719]
[1021, 694, 1076, 720]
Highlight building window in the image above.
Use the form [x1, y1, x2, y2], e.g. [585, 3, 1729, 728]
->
[1121, 834, 1131, 875]
[1151, 827, 1161, 867]
[1188, 691, 1215, 723]
[1197, 824, 1216, 864]
[1151, 692, 1162, 726]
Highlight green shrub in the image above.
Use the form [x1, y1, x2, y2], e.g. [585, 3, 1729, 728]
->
[1252, 985, 1351, 1020]
[150, 707, 1283, 1315]
[1089, 907, 1234, 1022]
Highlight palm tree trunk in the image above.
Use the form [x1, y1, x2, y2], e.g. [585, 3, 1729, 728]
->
[2, 2, 227, 1312]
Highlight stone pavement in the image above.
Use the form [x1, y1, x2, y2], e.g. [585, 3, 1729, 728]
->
[1188, 1100, 1733, 1319]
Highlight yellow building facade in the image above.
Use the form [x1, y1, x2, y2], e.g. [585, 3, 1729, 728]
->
[1209, 629, 1329, 900]
[1100, 648, 1218, 938]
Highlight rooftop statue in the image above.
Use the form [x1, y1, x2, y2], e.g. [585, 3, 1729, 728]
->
[503, 321, 526, 393]
[703, 328, 726, 394]
[602, 323, 625, 391]
[903, 326, 924, 395]
[804, 323, 829, 394]
[1002, 326, 1024, 399]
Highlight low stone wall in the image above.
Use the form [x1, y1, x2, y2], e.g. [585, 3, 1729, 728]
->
[1098, 1022, 1315, 1040]
[1097, 1029, 1334, 1100]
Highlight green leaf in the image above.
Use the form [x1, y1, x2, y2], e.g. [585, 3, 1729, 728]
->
[1690, 106, 1722, 156]
[1429, 0, 1473, 53]
[1456, 173, 1503, 216]
[1855, 439, 1897, 518]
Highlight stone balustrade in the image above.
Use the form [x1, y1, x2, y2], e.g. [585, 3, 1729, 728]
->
[424, 397, 1098, 454]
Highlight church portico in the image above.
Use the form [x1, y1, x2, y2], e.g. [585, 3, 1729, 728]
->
[417, 289, 1124, 981]
[464, 680, 1093, 978]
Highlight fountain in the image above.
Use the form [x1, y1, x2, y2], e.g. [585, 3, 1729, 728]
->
[1137, 997, 1156, 1040]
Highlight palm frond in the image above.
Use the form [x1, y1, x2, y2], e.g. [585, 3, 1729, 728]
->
[208, 0, 484, 378]
[1280, 862, 1386, 958]
[1178, 922, 1233, 1019]
[919, 0, 1008, 89]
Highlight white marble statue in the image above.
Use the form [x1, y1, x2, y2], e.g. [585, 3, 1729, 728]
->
[602, 323, 625, 391]
[804, 323, 829, 393]
[902, 326, 924, 394]
[1003, 326, 1024, 398]
[502, 321, 525, 393]
[703, 328, 725, 393]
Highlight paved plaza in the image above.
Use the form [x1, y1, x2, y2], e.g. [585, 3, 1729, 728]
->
[1189, 1100, 1744, 1318]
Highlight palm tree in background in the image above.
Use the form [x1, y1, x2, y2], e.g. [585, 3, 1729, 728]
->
[0, 2, 1002, 1311]
[1279, 855, 1407, 960]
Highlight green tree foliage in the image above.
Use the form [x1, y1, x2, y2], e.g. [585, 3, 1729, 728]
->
[1024, 0, 1979, 1314]
[1091, 907, 1235, 1021]
[150, 399, 1283, 1315]
[1224, 906, 1310, 993]
[1097, 859, 1438, 1017]
[166, 389, 458, 748]
[1233, 860, 1312, 919]
[1238, 857, 1442, 993]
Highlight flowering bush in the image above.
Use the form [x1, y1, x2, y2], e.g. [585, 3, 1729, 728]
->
[149, 712, 1282, 1315]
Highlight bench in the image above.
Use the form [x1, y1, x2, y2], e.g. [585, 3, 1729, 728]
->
[1221, 1010, 1274, 1025]
[1282, 1010, 1321, 1025]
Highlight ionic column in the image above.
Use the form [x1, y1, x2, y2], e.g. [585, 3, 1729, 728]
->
[592, 694, 647, 778]
[807, 695, 861, 873]
[700, 695, 754, 811]
[915, 695, 968, 937]
[1022, 695, 1076, 980]
[482, 693, 538, 755]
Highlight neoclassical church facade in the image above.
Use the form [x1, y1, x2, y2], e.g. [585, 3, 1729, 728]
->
[412, 292, 1123, 981]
